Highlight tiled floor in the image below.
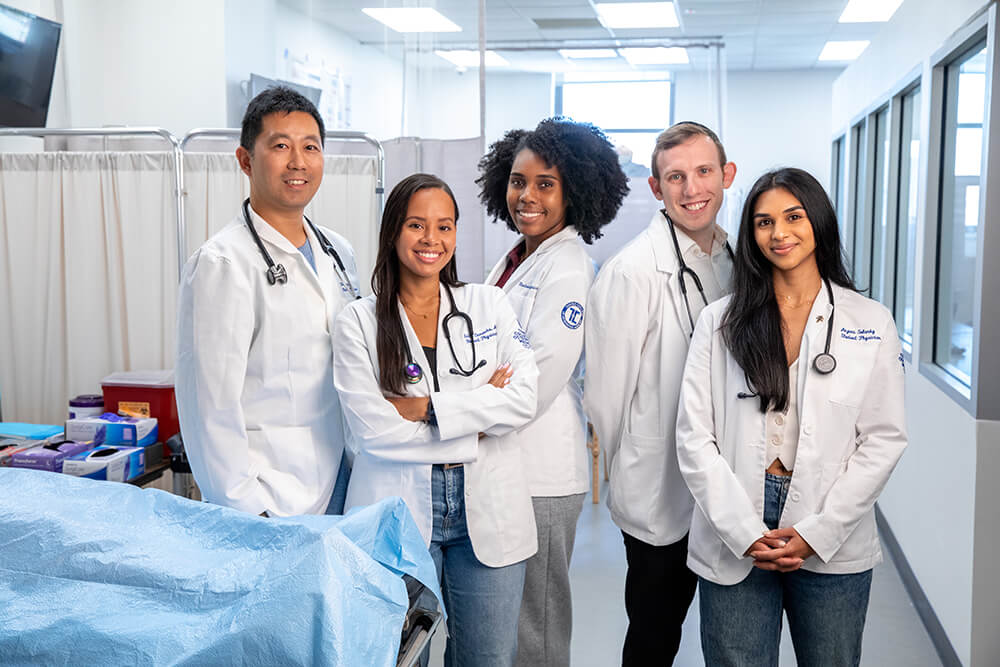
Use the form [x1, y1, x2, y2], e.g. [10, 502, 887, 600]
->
[428, 482, 942, 666]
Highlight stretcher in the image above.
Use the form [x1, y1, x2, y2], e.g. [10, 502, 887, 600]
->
[0, 467, 443, 665]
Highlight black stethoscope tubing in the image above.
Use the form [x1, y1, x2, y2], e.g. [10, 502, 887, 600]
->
[737, 278, 838, 400]
[404, 283, 487, 384]
[242, 197, 357, 298]
[663, 210, 735, 335]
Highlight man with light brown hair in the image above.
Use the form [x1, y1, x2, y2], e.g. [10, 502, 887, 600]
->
[585, 122, 737, 665]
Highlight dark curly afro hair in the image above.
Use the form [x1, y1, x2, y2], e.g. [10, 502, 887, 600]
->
[476, 117, 629, 244]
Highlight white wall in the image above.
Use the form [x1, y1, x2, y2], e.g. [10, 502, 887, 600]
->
[60, 0, 226, 135]
[674, 68, 840, 236]
[1, 0, 226, 147]
[832, 0, 990, 131]
[831, 1, 998, 663]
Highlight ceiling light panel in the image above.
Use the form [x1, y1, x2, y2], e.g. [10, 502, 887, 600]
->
[435, 50, 509, 68]
[559, 49, 620, 59]
[595, 2, 679, 29]
[818, 40, 870, 61]
[620, 47, 689, 65]
[361, 7, 461, 33]
[838, 0, 905, 23]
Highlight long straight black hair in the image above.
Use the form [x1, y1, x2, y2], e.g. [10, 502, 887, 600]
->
[721, 168, 856, 413]
[373, 173, 462, 395]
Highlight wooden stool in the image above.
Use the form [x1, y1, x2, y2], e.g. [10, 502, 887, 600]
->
[587, 422, 600, 504]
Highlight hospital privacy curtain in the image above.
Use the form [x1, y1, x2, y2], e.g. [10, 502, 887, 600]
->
[182, 152, 378, 293]
[0, 152, 178, 424]
[0, 151, 379, 424]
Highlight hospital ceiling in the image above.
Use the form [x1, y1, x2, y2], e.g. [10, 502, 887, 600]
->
[277, 0, 893, 72]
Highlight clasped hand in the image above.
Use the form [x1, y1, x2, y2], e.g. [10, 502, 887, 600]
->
[386, 363, 513, 422]
[745, 527, 815, 572]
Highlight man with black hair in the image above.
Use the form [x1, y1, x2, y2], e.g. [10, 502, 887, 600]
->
[176, 87, 359, 517]
[584, 122, 737, 665]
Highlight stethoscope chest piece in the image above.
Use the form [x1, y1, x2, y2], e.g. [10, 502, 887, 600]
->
[404, 363, 423, 384]
[267, 264, 288, 285]
[813, 352, 837, 375]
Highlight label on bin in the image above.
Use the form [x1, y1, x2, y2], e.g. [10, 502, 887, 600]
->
[118, 401, 151, 418]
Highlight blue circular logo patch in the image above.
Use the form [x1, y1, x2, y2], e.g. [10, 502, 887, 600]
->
[561, 302, 584, 330]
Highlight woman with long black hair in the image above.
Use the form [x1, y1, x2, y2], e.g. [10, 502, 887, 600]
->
[676, 167, 907, 665]
[332, 173, 539, 666]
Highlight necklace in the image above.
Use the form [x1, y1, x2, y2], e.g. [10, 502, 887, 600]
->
[401, 299, 438, 319]
[775, 293, 816, 309]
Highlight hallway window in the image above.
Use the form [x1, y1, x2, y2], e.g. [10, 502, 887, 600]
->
[870, 105, 891, 303]
[934, 42, 986, 386]
[831, 134, 847, 225]
[557, 75, 672, 177]
[849, 120, 869, 285]
[894, 86, 921, 351]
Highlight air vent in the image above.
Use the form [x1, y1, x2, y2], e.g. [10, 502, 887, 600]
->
[532, 18, 605, 30]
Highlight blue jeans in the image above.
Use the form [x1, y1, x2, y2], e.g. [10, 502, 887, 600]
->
[324, 450, 351, 515]
[699, 473, 873, 667]
[422, 464, 526, 667]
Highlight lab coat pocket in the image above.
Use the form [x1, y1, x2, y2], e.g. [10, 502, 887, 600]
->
[259, 425, 320, 491]
[609, 431, 664, 527]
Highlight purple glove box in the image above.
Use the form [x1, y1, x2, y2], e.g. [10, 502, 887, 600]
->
[11, 440, 93, 473]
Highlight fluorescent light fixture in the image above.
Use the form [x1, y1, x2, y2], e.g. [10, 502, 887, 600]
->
[361, 7, 461, 33]
[838, 0, 904, 23]
[559, 49, 619, 59]
[435, 50, 509, 68]
[620, 47, 688, 65]
[818, 40, 870, 61]
[595, 2, 679, 29]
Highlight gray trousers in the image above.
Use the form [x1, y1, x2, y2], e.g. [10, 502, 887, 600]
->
[515, 493, 586, 667]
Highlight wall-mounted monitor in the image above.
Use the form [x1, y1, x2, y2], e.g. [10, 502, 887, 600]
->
[0, 4, 61, 127]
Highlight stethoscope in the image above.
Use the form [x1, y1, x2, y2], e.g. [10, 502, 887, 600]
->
[737, 278, 838, 400]
[663, 210, 736, 334]
[242, 198, 358, 298]
[403, 282, 488, 385]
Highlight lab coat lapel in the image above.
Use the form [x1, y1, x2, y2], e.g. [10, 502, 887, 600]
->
[302, 221, 340, 317]
[397, 298, 434, 398]
[250, 207, 326, 301]
[488, 227, 577, 291]
[796, 283, 836, 404]
[648, 212, 693, 338]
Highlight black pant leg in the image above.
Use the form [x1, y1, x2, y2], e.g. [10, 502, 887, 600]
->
[621, 531, 698, 666]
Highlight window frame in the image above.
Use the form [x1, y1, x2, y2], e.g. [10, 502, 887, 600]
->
[889, 77, 923, 356]
[919, 5, 1000, 419]
[554, 75, 674, 163]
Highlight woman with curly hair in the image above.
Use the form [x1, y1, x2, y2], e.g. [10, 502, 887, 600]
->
[477, 117, 628, 666]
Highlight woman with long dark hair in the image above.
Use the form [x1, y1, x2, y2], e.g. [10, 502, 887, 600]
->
[332, 173, 539, 665]
[676, 168, 907, 665]
[477, 118, 627, 667]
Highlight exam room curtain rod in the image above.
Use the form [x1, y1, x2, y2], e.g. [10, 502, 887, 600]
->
[360, 36, 725, 52]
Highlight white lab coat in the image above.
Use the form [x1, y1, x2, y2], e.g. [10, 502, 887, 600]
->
[485, 227, 594, 497]
[333, 283, 540, 568]
[584, 212, 732, 546]
[676, 285, 907, 585]
[176, 206, 360, 517]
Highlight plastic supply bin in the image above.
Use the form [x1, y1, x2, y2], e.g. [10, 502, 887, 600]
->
[102, 370, 178, 440]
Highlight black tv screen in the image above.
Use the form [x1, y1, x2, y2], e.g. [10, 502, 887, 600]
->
[0, 4, 61, 127]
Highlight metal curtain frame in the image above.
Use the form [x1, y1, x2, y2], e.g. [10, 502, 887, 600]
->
[181, 129, 385, 271]
[0, 127, 186, 279]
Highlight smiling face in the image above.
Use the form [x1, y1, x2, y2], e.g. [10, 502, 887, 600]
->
[506, 148, 568, 248]
[649, 134, 736, 240]
[394, 187, 457, 283]
[237, 110, 323, 217]
[752, 186, 818, 275]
